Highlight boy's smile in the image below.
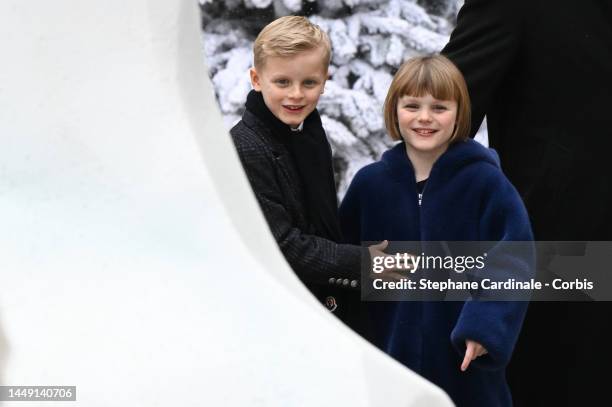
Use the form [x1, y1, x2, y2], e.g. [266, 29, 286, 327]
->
[250, 47, 328, 129]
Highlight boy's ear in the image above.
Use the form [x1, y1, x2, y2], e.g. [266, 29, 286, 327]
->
[321, 71, 330, 94]
[249, 67, 262, 91]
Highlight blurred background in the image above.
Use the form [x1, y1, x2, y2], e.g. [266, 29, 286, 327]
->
[200, 0, 487, 197]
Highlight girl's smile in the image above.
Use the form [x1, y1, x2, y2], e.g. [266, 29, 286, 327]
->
[397, 93, 458, 160]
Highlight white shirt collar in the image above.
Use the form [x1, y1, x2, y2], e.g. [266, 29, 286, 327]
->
[290, 122, 304, 132]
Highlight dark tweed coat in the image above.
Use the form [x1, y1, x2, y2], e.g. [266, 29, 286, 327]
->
[230, 108, 364, 326]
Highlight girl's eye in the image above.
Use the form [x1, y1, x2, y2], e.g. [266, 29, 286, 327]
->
[404, 104, 419, 110]
[433, 105, 448, 111]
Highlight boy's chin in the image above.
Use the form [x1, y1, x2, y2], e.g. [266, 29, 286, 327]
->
[278, 114, 306, 128]
[283, 120, 302, 128]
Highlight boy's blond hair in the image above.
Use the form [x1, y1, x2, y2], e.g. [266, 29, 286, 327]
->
[253, 16, 331, 69]
[384, 55, 471, 143]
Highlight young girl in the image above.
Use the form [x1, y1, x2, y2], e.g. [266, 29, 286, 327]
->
[339, 55, 533, 407]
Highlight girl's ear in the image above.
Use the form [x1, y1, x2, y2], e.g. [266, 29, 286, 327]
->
[249, 67, 262, 91]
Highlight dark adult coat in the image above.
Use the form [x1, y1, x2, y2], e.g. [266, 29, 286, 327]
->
[339, 140, 533, 407]
[230, 100, 363, 326]
[442, 2, 612, 405]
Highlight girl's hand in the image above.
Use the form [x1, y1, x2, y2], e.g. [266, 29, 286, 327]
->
[461, 340, 488, 371]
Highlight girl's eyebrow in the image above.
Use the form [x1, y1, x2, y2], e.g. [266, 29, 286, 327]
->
[431, 97, 454, 103]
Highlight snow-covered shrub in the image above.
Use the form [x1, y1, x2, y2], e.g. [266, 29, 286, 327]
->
[201, 0, 468, 197]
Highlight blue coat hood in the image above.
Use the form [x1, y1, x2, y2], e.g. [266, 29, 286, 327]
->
[381, 138, 501, 183]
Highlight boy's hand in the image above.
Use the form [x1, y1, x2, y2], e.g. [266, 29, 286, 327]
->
[460, 340, 488, 372]
[368, 240, 389, 260]
[368, 240, 408, 281]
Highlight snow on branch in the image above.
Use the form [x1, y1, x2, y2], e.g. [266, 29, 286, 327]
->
[201, 0, 460, 198]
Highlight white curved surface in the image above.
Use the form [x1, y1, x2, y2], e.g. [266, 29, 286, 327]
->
[0, 1, 453, 405]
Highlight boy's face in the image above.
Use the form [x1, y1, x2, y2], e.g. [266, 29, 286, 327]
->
[397, 93, 458, 159]
[250, 47, 328, 129]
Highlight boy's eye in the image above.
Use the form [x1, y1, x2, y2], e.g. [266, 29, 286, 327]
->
[275, 79, 289, 86]
[303, 79, 318, 87]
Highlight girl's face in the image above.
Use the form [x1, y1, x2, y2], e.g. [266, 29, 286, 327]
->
[397, 93, 458, 159]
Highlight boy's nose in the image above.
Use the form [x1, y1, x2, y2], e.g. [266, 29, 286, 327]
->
[288, 85, 304, 99]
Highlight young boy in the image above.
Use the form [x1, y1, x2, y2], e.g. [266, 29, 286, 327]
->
[230, 16, 377, 327]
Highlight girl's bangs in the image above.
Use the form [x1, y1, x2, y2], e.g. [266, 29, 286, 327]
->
[399, 65, 457, 101]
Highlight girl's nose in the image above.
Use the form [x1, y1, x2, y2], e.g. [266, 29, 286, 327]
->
[418, 109, 432, 122]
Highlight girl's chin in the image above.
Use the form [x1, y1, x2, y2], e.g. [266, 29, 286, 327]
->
[407, 143, 449, 154]
[411, 142, 443, 150]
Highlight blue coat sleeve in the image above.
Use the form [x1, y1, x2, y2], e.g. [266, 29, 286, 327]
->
[450, 170, 534, 370]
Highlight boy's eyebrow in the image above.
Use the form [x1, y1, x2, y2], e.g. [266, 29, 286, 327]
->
[269, 75, 324, 81]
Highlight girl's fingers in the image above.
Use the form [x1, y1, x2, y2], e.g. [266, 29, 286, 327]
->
[462, 341, 488, 371]
[461, 344, 475, 371]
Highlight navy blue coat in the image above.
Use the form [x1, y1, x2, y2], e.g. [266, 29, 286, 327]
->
[339, 139, 533, 407]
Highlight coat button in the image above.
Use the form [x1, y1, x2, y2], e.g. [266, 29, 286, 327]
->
[329, 277, 336, 284]
[325, 296, 338, 312]
[336, 278, 343, 286]
[350, 280, 358, 288]
[343, 279, 349, 286]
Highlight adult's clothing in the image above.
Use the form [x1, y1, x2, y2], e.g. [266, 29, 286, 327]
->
[442, 2, 612, 405]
